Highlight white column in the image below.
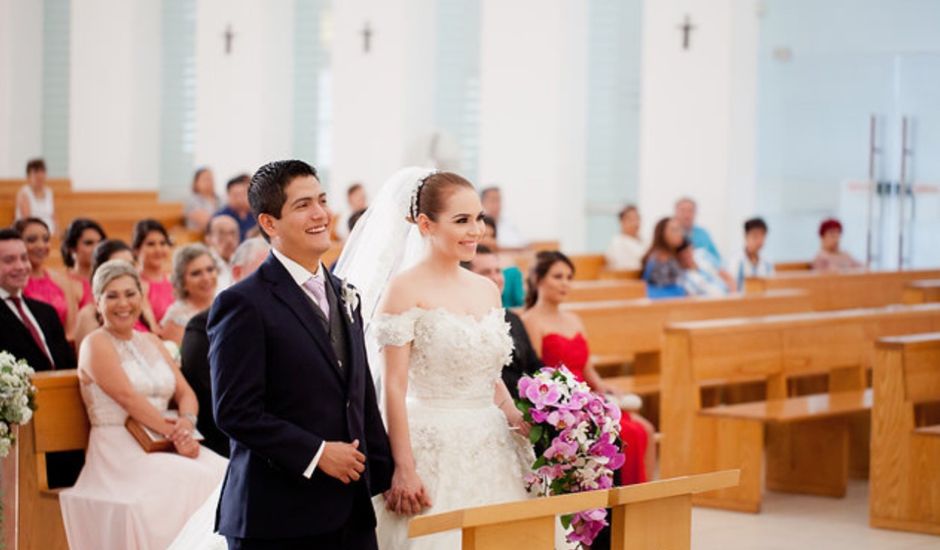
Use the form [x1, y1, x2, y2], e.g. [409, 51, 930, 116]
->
[477, 0, 588, 250]
[68, 0, 161, 190]
[637, 0, 759, 258]
[193, 0, 295, 188]
[0, 0, 43, 177]
[329, 0, 437, 197]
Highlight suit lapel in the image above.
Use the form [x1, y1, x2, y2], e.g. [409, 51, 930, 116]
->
[260, 256, 340, 375]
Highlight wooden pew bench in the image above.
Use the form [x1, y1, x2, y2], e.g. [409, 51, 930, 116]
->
[568, 279, 647, 302]
[4, 371, 89, 550]
[745, 269, 940, 310]
[659, 303, 940, 513]
[870, 332, 940, 535]
[902, 279, 940, 304]
[409, 470, 740, 550]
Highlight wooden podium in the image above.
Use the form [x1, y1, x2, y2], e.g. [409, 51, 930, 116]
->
[409, 470, 740, 550]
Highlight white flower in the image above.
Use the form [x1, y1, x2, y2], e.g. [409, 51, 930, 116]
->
[0, 438, 10, 458]
[340, 280, 360, 324]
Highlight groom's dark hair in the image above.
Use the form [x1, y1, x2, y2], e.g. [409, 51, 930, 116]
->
[248, 160, 318, 241]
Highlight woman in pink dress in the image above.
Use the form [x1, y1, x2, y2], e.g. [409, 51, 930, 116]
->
[61, 218, 106, 309]
[132, 219, 174, 325]
[14, 217, 77, 337]
[59, 259, 226, 550]
[73, 240, 158, 351]
[522, 251, 656, 484]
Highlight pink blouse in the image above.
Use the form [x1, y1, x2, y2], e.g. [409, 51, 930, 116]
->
[24, 271, 69, 329]
[143, 275, 174, 325]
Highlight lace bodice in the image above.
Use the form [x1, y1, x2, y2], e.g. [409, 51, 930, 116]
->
[371, 307, 513, 402]
[81, 331, 176, 426]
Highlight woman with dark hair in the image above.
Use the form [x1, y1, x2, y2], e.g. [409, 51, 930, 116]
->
[183, 167, 220, 234]
[73, 239, 159, 350]
[61, 218, 106, 308]
[522, 250, 655, 484]
[14, 217, 78, 336]
[132, 219, 174, 324]
[812, 218, 862, 272]
[641, 217, 687, 299]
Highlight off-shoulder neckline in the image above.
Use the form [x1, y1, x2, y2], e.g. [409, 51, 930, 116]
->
[376, 306, 504, 324]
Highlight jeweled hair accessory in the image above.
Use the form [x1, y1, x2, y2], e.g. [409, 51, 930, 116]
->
[409, 171, 439, 222]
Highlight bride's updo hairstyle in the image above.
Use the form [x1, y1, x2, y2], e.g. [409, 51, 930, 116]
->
[524, 250, 575, 309]
[407, 171, 475, 226]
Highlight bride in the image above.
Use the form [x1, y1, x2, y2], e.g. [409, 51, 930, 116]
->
[170, 167, 533, 550]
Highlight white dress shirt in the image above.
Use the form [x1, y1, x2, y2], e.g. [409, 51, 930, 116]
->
[0, 286, 55, 360]
[270, 248, 327, 479]
[605, 234, 646, 271]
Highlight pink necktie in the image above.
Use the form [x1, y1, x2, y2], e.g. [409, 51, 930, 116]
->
[302, 277, 330, 322]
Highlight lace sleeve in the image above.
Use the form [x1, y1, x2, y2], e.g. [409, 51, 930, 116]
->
[371, 308, 421, 347]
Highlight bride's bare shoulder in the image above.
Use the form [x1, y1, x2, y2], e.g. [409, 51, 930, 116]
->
[380, 268, 424, 314]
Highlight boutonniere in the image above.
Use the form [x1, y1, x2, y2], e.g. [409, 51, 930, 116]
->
[340, 280, 360, 324]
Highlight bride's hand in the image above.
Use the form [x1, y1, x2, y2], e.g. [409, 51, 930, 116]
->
[384, 468, 432, 516]
[505, 407, 530, 437]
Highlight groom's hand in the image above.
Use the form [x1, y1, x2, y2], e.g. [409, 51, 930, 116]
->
[319, 439, 366, 484]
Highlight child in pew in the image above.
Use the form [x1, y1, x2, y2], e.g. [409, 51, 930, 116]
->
[813, 217, 862, 272]
[641, 217, 687, 299]
[677, 240, 729, 297]
[522, 250, 656, 484]
[728, 217, 774, 289]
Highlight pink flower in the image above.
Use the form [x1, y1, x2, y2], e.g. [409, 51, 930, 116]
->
[590, 436, 626, 471]
[522, 378, 562, 409]
[545, 435, 579, 461]
[546, 409, 578, 430]
[567, 508, 608, 546]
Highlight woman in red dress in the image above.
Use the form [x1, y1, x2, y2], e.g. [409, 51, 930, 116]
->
[521, 251, 655, 484]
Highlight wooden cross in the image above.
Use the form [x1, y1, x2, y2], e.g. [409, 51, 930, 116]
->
[223, 24, 235, 55]
[361, 21, 373, 53]
[678, 15, 695, 50]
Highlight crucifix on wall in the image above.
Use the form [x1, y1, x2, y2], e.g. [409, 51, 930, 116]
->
[223, 24, 235, 55]
[361, 21, 373, 53]
[677, 15, 695, 50]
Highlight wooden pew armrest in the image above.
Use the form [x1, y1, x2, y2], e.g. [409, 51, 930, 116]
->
[699, 389, 872, 423]
[913, 425, 940, 437]
[606, 375, 660, 396]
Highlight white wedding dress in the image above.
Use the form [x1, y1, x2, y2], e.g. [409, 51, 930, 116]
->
[371, 306, 533, 549]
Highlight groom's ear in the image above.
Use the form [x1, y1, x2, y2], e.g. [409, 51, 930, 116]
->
[257, 212, 278, 240]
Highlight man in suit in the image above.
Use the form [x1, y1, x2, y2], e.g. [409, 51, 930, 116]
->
[462, 245, 542, 398]
[180, 236, 269, 457]
[0, 228, 80, 489]
[208, 160, 392, 549]
[0, 228, 75, 372]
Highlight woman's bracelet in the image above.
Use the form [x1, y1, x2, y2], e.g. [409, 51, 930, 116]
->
[181, 412, 198, 427]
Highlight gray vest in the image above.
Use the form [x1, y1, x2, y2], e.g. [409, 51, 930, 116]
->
[313, 274, 349, 377]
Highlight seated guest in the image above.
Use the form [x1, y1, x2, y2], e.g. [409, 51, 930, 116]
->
[677, 240, 728, 296]
[335, 182, 368, 240]
[522, 251, 654, 484]
[674, 196, 720, 261]
[132, 218, 174, 324]
[217, 173, 256, 241]
[184, 167, 220, 234]
[205, 214, 239, 291]
[59, 260, 226, 550]
[481, 216, 526, 308]
[73, 240, 158, 350]
[15, 158, 56, 233]
[813, 218, 862, 272]
[180, 237, 269, 457]
[61, 218, 106, 309]
[0, 228, 81, 489]
[641, 217, 688, 298]
[161, 244, 218, 347]
[14, 217, 77, 336]
[481, 186, 527, 248]
[605, 204, 646, 270]
[461, 245, 541, 399]
[729, 217, 774, 289]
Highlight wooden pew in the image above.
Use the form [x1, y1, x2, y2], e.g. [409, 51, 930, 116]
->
[408, 470, 740, 550]
[659, 304, 940, 513]
[774, 261, 812, 272]
[870, 333, 940, 535]
[903, 279, 940, 304]
[566, 289, 812, 380]
[744, 269, 940, 311]
[568, 280, 647, 302]
[3, 371, 89, 550]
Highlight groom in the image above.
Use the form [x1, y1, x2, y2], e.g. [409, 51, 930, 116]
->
[208, 160, 392, 549]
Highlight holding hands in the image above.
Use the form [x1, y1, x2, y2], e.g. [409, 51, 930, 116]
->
[167, 417, 200, 458]
[384, 467, 432, 516]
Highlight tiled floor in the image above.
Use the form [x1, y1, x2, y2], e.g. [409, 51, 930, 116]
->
[691, 480, 939, 549]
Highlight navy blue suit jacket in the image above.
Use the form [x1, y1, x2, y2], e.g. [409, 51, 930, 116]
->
[208, 253, 392, 539]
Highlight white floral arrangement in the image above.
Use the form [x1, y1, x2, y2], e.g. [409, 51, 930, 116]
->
[0, 351, 38, 458]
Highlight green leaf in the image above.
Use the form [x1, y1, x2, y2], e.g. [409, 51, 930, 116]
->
[529, 424, 544, 444]
[560, 514, 573, 529]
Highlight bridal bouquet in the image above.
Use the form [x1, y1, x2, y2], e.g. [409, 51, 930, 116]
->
[516, 366, 625, 547]
[0, 352, 38, 458]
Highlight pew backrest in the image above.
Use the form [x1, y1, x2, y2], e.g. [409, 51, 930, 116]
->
[744, 269, 940, 310]
[31, 371, 90, 491]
